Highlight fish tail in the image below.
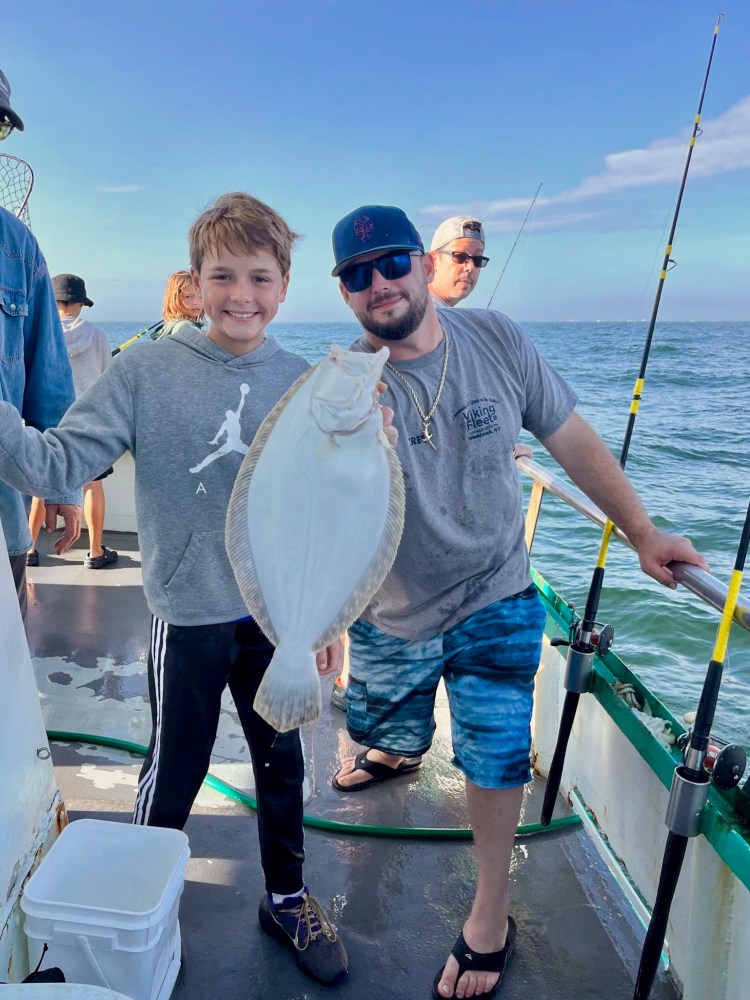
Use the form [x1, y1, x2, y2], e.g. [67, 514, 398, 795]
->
[253, 645, 321, 733]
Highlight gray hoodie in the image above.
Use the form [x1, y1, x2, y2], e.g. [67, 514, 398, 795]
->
[0, 326, 309, 625]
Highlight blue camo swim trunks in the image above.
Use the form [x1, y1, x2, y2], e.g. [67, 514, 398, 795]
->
[345, 584, 547, 789]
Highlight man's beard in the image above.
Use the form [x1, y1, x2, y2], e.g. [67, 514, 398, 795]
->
[355, 287, 429, 342]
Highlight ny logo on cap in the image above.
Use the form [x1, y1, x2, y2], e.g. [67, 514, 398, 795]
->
[353, 215, 374, 242]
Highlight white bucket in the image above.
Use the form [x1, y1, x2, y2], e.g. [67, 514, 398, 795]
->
[21, 819, 190, 1000]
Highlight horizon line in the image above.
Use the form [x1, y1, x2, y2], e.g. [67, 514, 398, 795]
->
[95, 317, 750, 325]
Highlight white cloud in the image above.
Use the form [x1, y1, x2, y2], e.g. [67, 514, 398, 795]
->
[421, 95, 750, 233]
[98, 184, 144, 194]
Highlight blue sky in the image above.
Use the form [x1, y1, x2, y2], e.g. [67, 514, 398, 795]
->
[4, 1, 748, 322]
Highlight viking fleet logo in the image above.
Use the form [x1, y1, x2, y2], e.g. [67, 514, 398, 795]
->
[454, 398, 501, 442]
[407, 398, 502, 447]
[353, 215, 374, 242]
[463, 402, 498, 433]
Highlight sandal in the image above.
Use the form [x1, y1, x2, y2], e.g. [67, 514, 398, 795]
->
[331, 750, 422, 792]
[84, 546, 118, 569]
[431, 917, 517, 999]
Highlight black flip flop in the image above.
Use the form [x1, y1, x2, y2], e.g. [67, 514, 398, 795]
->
[331, 751, 422, 792]
[431, 916, 517, 1000]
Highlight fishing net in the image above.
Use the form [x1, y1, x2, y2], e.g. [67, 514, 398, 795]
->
[0, 152, 33, 228]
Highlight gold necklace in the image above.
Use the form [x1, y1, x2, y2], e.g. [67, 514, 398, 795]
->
[384, 329, 450, 450]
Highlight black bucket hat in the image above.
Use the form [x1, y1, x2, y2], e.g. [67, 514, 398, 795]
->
[52, 274, 94, 307]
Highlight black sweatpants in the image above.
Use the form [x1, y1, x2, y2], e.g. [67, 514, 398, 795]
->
[133, 616, 305, 895]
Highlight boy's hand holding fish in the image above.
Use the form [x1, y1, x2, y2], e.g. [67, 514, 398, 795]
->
[315, 636, 345, 676]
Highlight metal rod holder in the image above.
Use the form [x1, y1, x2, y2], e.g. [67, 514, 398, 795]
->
[564, 642, 595, 693]
[665, 766, 710, 838]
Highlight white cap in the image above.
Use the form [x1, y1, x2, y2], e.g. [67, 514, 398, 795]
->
[430, 216, 485, 251]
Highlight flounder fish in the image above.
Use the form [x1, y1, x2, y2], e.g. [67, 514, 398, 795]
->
[226, 345, 405, 732]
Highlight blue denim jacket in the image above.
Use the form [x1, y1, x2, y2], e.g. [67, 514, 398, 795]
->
[0, 207, 80, 555]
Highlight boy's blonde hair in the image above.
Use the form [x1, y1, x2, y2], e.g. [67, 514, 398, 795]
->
[189, 192, 300, 276]
[162, 270, 198, 322]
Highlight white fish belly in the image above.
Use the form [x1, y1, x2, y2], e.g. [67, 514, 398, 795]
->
[246, 395, 391, 648]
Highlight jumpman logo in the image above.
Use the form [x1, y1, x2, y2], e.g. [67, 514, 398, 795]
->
[190, 383, 250, 474]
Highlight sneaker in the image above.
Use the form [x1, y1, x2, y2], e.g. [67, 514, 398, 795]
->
[330, 677, 347, 713]
[258, 887, 348, 985]
[26, 549, 39, 567]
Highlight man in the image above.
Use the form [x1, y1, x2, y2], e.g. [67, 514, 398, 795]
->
[329, 205, 707, 999]
[428, 215, 489, 307]
[330, 212, 524, 712]
[0, 67, 81, 620]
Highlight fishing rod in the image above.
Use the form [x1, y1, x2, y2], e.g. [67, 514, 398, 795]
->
[111, 320, 164, 356]
[540, 14, 724, 827]
[486, 182, 542, 309]
[633, 498, 749, 999]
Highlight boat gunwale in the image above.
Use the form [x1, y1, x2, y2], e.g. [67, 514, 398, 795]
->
[532, 567, 750, 895]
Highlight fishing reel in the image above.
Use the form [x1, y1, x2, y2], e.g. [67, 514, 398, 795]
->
[551, 619, 614, 694]
[677, 730, 747, 791]
[551, 619, 614, 659]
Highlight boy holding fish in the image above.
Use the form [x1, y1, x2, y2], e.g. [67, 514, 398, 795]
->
[0, 192, 348, 987]
[329, 204, 708, 1000]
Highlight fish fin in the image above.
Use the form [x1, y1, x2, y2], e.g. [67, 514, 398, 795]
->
[225, 366, 320, 646]
[253, 645, 321, 732]
[315, 440, 406, 649]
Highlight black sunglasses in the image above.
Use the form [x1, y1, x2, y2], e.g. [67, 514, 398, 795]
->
[340, 252, 421, 293]
[0, 119, 15, 141]
[435, 250, 490, 269]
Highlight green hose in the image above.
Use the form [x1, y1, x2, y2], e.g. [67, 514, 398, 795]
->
[47, 730, 582, 841]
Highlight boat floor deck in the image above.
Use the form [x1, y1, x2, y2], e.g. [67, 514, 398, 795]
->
[26, 531, 680, 1000]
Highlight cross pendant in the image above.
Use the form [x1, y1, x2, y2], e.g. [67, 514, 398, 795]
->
[422, 421, 437, 450]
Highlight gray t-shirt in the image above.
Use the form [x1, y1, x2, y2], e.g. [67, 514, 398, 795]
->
[351, 307, 577, 641]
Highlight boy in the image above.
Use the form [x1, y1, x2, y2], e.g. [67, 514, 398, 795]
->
[0, 193, 348, 987]
[27, 274, 116, 569]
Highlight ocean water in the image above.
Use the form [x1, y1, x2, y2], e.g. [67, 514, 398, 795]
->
[101, 319, 750, 747]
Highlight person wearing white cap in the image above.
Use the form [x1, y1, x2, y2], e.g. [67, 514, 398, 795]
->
[426, 217, 532, 468]
[428, 215, 489, 307]
[0, 65, 82, 621]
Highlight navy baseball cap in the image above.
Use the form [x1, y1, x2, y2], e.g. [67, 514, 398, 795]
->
[331, 205, 424, 277]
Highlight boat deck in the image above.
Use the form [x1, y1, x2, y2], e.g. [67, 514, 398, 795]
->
[26, 531, 680, 1000]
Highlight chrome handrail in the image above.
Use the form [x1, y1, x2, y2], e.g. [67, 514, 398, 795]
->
[516, 456, 750, 634]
